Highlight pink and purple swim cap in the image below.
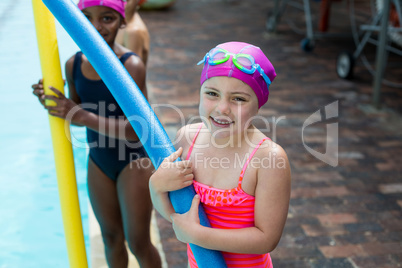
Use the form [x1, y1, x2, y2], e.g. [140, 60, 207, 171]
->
[199, 42, 276, 108]
[78, 0, 126, 18]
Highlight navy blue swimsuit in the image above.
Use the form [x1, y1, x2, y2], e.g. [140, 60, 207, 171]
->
[73, 51, 148, 181]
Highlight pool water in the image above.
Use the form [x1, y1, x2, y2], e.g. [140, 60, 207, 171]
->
[0, 1, 90, 267]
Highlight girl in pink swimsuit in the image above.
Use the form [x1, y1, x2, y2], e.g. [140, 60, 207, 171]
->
[150, 41, 291, 267]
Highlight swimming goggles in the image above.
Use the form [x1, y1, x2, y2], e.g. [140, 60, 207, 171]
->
[197, 48, 271, 86]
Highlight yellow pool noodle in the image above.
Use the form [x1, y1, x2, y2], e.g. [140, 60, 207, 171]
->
[32, 0, 88, 267]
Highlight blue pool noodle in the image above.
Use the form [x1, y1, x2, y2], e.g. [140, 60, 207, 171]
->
[41, 0, 227, 267]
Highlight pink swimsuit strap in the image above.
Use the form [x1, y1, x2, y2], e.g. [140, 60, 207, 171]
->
[186, 124, 270, 186]
[238, 137, 269, 186]
[185, 124, 203, 161]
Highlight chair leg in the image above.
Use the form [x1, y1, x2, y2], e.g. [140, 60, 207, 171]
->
[319, 0, 331, 32]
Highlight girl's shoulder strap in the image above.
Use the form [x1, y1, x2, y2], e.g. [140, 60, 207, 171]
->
[73, 51, 83, 64]
[185, 124, 203, 161]
[120, 52, 138, 64]
[238, 137, 271, 186]
[72, 51, 83, 80]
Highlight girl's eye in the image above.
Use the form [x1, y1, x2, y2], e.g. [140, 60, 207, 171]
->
[206, 91, 218, 97]
[103, 16, 114, 22]
[234, 97, 246, 102]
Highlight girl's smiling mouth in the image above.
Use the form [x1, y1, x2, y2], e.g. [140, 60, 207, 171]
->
[210, 116, 234, 127]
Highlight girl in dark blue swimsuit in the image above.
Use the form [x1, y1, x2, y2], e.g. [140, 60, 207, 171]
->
[32, 1, 162, 267]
